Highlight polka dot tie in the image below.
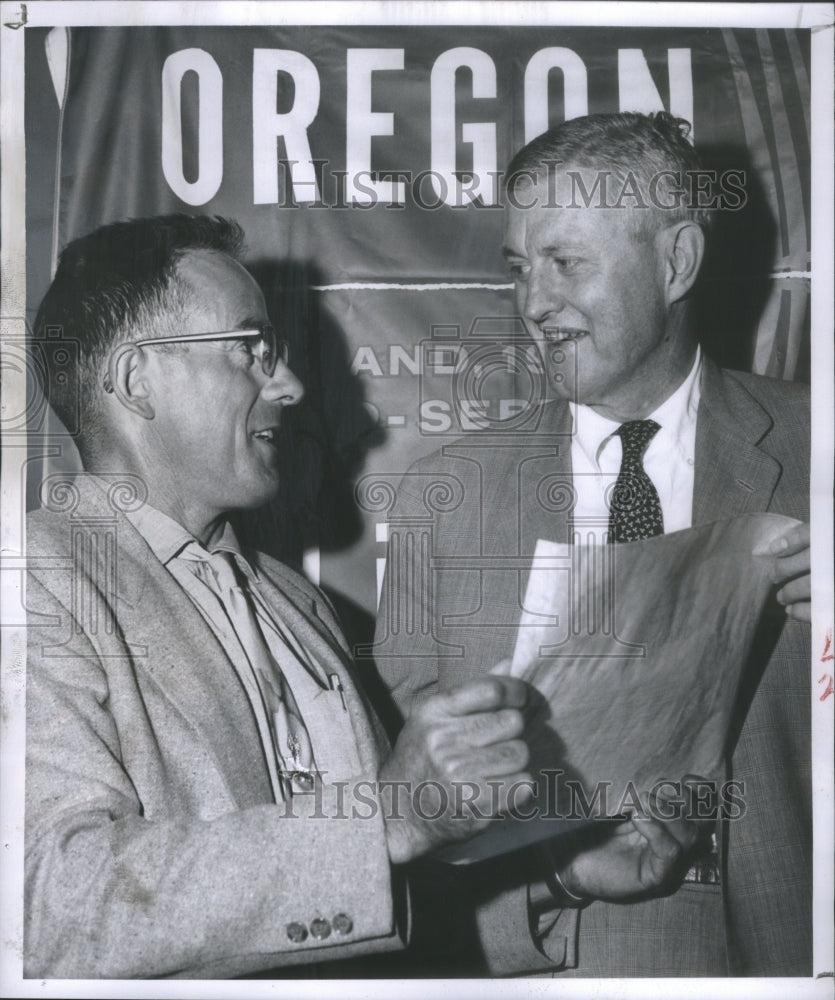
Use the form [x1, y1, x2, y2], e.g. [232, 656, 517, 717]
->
[607, 420, 664, 543]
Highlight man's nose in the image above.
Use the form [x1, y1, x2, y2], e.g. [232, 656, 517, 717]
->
[260, 359, 305, 406]
[522, 267, 564, 325]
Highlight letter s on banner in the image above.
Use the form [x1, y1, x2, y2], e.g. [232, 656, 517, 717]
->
[161, 49, 224, 205]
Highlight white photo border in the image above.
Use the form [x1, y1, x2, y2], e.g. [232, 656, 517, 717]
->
[1, 3, 832, 997]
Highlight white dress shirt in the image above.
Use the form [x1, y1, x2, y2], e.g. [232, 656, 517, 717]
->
[567, 349, 702, 542]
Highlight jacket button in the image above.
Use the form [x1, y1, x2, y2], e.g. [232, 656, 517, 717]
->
[332, 912, 353, 935]
[285, 921, 308, 943]
[310, 917, 332, 939]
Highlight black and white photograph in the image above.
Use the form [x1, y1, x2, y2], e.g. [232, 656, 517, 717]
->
[1, 2, 832, 996]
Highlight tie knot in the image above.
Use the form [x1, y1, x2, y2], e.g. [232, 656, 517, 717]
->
[208, 549, 246, 591]
[615, 419, 660, 459]
[178, 542, 242, 594]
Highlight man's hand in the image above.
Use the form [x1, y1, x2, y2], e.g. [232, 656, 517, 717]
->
[555, 779, 713, 902]
[558, 815, 701, 902]
[378, 677, 533, 864]
[767, 521, 811, 623]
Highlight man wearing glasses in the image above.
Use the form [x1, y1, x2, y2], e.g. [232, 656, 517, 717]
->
[24, 215, 534, 979]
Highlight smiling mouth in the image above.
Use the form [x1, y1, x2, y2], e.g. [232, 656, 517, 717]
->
[543, 326, 589, 343]
[252, 427, 279, 444]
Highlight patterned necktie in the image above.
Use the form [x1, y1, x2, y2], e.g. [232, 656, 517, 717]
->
[607, 419, 664, 543]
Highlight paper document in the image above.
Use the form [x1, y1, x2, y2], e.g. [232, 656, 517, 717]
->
[438, 512, 798, 864]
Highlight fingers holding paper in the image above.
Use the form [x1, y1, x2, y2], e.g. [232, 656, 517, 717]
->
[555, 777, 715, 902]
[379, 676, 535, 864]
[767, 521, 811, 622]
[557, 819, 686, 901]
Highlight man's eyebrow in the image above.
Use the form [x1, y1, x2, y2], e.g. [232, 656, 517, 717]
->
[540, 243, 583, 256]
[236, 317, 265, 331]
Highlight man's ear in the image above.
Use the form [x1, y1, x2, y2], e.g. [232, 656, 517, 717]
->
[105, 344, 155, 420]
[660, 221, 705, 305]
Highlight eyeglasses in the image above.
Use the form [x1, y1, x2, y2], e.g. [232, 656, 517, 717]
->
[134, 324, 289, 378]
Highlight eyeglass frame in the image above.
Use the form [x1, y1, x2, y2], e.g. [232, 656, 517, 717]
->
[128, 324, 289, 379]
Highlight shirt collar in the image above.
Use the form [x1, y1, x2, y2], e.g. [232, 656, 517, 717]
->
[650, 345, 702, 454]
[569, 346, 702, 468]
[124, 502, 258, 581]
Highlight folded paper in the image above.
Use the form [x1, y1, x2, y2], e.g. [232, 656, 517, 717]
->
[438, 512, 798, 864]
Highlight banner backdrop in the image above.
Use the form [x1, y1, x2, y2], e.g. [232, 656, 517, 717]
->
[25, 24, 811, 648]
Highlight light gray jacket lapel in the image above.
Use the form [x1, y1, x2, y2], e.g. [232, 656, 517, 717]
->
[32, 474, 368, 805]
[251, 563, 390, 770]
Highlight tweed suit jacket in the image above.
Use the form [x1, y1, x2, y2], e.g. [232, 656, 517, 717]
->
[25, 475, 404, 979]
[374, 359, 812, 977]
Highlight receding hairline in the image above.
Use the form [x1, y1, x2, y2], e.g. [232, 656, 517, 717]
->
[506, 158, 712, 241]
[170, 247, 265, 312]
[172, 245, 249, 285]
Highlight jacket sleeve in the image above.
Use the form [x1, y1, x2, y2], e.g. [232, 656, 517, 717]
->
[372, 464, 578, 976]
[24, 573, 404, 979]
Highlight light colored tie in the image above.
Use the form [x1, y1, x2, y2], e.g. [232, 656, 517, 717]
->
[182, 543, 317, 798]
